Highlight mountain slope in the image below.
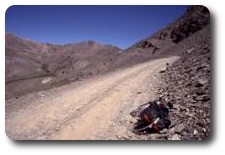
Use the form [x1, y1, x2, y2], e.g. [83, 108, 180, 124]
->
[125, 5, 210, 57]
[5, 34, 123, 98]
[5, 5, 210, 99]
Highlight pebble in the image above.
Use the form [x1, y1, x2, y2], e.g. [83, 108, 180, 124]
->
[183, 133, 194, 140]
[160, 128, 168, 134]
[171, 134, 181, 140]
[193, 129, 198, 135]
[186, 47, 195, 55]
[175, 124, 185, 134]
[196, 78, 208, 87]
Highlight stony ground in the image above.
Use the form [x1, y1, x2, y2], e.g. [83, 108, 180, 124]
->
[138, 29, 210, 140]
[160, 42, 210, 140]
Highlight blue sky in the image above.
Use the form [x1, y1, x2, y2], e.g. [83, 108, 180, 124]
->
[5, 5, 188, 49]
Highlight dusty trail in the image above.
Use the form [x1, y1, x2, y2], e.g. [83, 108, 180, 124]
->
[5, 56, 179, 140]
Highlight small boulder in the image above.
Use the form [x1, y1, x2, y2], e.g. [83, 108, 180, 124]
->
[195, 78, 208, 87]
[171, 134, 181, 140]
[182, 133, 194, 140]
[186, 47, 195, 55]
[175, 124, 185, 134]
[159, 68, 167, 73]
[196, 88, 205, 95]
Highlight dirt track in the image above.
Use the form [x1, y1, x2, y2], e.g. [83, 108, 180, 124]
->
[5, 56, 179, 140]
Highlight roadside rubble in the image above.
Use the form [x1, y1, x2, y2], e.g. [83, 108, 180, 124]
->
[130, 29, 210, 140]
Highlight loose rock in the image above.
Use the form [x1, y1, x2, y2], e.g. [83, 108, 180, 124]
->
[171, 134, 181, 140]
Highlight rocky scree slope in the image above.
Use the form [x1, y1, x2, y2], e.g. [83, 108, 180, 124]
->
[132, 26, 210, 140]
[128, 5, 210, 140]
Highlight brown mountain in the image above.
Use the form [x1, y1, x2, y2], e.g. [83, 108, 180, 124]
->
[125, 5, 210, 57]
[5, 5, 210, 99]
[5, 35, 125, 98]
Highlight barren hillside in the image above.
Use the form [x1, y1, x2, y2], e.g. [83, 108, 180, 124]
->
[6, 6, 209, 99]
[125, 5, 210, 57]
[6, 35, 123, 98]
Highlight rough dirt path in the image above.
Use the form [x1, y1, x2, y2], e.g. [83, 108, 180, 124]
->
[5, 56, 179, 140]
